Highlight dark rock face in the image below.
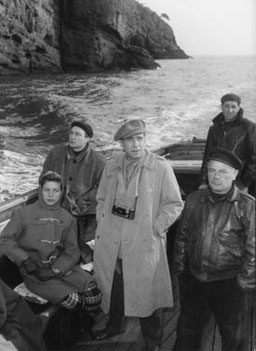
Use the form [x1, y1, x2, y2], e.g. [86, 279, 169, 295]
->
[61, 0, 189, 71]
[0, 0, 189, 74]
[0, 0, 62, 75]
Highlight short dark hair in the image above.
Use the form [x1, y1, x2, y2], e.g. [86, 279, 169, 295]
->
[39, 171, 63, 189]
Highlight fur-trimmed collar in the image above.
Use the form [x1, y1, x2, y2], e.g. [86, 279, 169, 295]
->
[212, 108, 244, 125]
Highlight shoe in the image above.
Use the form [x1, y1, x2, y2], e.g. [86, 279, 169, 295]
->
[80, 312, 96, 340]
[94, 326, 125, 340]
[81, 325, 95, 340]
[146, 347, 159, 351]
[145, 344, 160, 351]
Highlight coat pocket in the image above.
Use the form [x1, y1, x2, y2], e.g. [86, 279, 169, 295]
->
[217, 232, 243, 257]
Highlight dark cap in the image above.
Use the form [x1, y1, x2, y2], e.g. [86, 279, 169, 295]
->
[221, 93, 241, 105]
[114, 119, 146, 141]
[207, 147, 243, 171]
[71, 121, 93, 138]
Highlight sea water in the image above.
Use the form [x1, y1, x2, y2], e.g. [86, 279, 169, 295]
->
[0, 56, 255, 201]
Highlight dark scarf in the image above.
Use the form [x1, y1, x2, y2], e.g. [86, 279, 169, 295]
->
[213, 108, 244, 126]
[209, 183, 235, 202]
[72, 142, 89, 157]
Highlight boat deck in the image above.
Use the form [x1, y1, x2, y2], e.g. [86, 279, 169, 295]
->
[72, 279, 181, 351]
[72, 311, 178, 351]
[71, 276, 255, 351]
[70, 277, 227, 351]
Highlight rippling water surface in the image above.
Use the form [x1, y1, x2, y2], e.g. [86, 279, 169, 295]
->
[0, 56, 255, 202]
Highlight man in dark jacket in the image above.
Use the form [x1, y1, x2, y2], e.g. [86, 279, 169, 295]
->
[42, 120, 106, 263]
[200, 93, 256, 196]
[173, 148, 255, 351]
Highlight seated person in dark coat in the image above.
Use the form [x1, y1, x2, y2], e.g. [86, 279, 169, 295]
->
[0, 171, 102, 333]
[0, 278, 46, 351]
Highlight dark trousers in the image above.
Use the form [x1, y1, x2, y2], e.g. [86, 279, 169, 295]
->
[107, 264, 164, 349]
[77, 215, 97, 263]
[173, 270, 250, 351]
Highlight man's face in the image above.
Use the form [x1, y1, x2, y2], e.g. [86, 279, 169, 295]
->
[121, 133, 146, 159]
[42, 181, 62, 206]
[221, 101, 240, 122]
[69, 126, 89, 151]
[207, 160, 238, 194]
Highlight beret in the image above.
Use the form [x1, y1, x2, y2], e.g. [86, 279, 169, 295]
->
[221, 93, 241, 105]
[71, 121, 93, 138]
[114, 119, 146, 141]
[207, 147, 243, 171]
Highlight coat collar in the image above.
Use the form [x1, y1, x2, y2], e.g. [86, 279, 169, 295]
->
[212, 108, 244, 126]
[66, 143, 91, 163]
[199, 185, 240, 204]
[108, 149, 156, 174]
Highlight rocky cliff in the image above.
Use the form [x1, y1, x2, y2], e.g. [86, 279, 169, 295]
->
[61, 0, 189, 71]
[0, 0, 62, 74]
[0, 0, 189, 75]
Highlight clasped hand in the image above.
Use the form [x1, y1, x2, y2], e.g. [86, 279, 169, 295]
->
[20, 256, 62, 281]
[36, 266, 57, 281]
[20, 256, 38, 274]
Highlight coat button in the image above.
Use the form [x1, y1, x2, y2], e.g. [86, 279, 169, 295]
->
[97, 235, 100, 239]
[69, 176, 72, 181]
[73, 160, 77, 164]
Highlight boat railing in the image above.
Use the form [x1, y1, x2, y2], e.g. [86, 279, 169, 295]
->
[0, 189, 38, 232]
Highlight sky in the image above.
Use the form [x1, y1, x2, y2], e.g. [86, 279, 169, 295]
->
[137, 0, 256, 56]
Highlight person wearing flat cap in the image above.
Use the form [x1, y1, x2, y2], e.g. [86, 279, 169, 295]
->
[41, 121, 105, 264]
[200, 93, 256, 196]
[93, 119, 183, 350]
[173, 147, 255, 351]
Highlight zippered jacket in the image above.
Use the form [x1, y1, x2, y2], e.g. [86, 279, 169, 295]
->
[173, 186, 255, 291]
[200, 109, 256, 189]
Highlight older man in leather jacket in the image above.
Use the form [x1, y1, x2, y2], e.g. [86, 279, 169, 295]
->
[200, 93, 256, 196]
[173, 147, 255, 351]
[42, 121, 105, 263]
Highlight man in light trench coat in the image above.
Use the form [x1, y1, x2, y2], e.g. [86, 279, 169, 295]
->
[93, 119, 184, 351]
